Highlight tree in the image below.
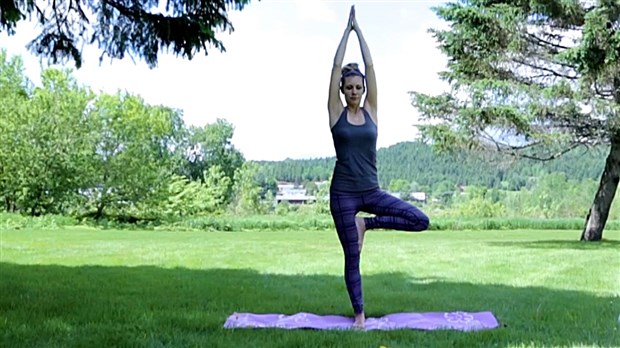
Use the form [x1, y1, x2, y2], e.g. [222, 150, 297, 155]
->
[183, 119, 244, 203]
[152, 166, 230, 218]
[0, 51, 95, 215]
[16, 68, 95, 215]
[0, 51, 30, 212]
[388, 179, 411, 199]
[315, 178, 331, 215]
[411, 0, 620, 241]
[452, 186, 506, 218]
[0, 0, 255, 68]
[85, 91, 185, 219]
[231, 162, 262, 214]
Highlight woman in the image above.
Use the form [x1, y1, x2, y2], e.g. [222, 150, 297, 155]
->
[327, 6, 430, 329]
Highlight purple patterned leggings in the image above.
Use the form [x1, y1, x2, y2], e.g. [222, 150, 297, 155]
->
[329, 188, 430, 314]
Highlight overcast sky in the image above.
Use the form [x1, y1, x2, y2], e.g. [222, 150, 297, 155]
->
[0, 0, 450, 161]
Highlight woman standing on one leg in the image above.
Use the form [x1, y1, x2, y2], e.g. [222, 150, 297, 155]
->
[327, 6, 430, 329]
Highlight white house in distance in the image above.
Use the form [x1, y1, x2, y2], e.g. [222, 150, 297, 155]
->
[410, 192, 427, 203]
[383, 191, 427, 203]
[275, 181, 427, 205]
[275, 182, 316, 204]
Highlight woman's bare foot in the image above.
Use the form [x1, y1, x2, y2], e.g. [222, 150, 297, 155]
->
[353, 312, 365, 329]
[355, 216, 366, 252]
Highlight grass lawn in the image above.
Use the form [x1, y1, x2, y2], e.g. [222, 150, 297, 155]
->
[1, 227, 619, 347]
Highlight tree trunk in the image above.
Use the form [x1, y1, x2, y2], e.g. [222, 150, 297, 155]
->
[580, 134, 620, 241]
[95, 200, 105, 220]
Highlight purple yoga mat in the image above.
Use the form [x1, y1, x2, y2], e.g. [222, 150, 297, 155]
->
[224, 311, 499, 331]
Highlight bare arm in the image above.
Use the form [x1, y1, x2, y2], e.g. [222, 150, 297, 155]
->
[328, 8, 354, 127]
[352, 18, 377, 122]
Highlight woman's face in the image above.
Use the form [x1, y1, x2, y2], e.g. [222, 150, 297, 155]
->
[342, 76, 364, 106]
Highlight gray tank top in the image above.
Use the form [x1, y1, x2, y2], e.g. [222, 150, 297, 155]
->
[330, 107, 379, 192]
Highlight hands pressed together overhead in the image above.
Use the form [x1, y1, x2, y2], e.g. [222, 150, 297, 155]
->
[347, 5, 360, 32]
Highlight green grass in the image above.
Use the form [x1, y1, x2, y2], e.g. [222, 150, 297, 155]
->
[5, 211, 620, 232]
[1, 227, 619, 347]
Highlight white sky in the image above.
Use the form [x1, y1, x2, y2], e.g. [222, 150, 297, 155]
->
[0, 0, 450, 161]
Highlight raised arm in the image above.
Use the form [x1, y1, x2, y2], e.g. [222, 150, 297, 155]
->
[352, 16, 377, 122]
[328, 7, 354, 127]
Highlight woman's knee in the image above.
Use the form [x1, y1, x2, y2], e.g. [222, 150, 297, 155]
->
[417, 213, 430, 230]
[407, 207, 430, 231]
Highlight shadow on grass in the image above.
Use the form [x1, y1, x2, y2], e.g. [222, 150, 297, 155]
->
[487, 239, 620, 250]
[0, 263, 618, 348]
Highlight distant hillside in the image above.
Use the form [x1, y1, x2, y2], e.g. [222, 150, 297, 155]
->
[253, 141, 608, 193]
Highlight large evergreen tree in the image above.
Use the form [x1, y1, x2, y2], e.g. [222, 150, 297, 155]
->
[1, 0, 254, 68]
[411, 0, 620, 241]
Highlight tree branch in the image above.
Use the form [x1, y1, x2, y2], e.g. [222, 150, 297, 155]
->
[507, 142, 583, 161]
[525, 32, 570, 53]
[69, 0, 90, 23]
[101, 0, 142, 19]
[512, 58, 578, 80]
[34, 4, 45, 23]
[52, 0, 62, 34]
[481, 132, 585, 161]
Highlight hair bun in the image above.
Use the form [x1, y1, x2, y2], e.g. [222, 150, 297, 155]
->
[342, 63, 360, 75]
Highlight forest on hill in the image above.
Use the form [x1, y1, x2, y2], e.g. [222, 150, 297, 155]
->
[253, 141, 608, 195]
